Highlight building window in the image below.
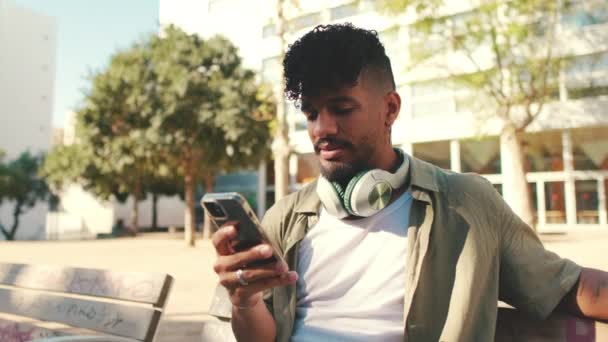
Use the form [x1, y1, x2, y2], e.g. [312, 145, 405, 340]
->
[261, 56, 281, 84]
[409, 10, 477, 56]
[262, 23, 276, 38]
[562, 0, 608, 28]
[288, 12, 321, 32]
[286, 104, 306, 131]
[411, 101, 452, 117]
[409, 79, 454, 117]
[523, 130, 564, 172]
[380, 27, 401, 61]
[566, 52, 608, 99]
[330, 2, 358, 20]
[575, 180, 600, 224]
[529, 181, 539, 223]
[412, 140, 451, 170]
[572, 126, 608, 171]
[409, 22, 447, 56]
[545, 181, 567, 224]
[460, 138, 501, 174]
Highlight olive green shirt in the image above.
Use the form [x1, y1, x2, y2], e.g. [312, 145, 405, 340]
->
[261, 155, 581, 342]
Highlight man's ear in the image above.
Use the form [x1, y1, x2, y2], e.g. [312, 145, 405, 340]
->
[384, 91, 401, 128]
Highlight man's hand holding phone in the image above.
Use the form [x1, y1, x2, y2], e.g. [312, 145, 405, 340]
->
[212, 223, 298, 309]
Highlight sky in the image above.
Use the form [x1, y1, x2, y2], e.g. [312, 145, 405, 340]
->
[14, 0, 160, 128]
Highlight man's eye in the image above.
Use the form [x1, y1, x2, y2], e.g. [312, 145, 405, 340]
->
[304, 110, 318, 121]
[334, 107, 354, 115]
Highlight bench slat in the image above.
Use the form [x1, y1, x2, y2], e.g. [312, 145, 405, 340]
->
[0, 288, 160, 341]
[0, 263, 172, 307]
[496, 307, 601, 341]
[0, 318, 67, 341]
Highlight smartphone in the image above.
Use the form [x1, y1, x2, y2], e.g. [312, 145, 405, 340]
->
[201, 192, 284, 265]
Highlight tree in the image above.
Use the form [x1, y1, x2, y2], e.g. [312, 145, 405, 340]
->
[0, 151, 49, 240]
[271, 0, 292, 203]
[42, 41, 179, 234]
[77, 43, 163, 234]
[378, 0, 588, 227]
[270, 0, 302, 203]
[150, 25, 274, 246]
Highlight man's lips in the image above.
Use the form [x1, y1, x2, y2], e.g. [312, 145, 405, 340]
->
[319, 147, 345, 160]
[315, 141, 349, 160]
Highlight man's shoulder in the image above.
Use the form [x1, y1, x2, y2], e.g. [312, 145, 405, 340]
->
[262, 180, 319, 225]
[422, 161, 501, 211]
[413, 158, 495, 196]
[261, 181, 319, 251]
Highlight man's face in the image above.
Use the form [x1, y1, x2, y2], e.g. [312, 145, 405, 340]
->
[301, 74, 389, 185]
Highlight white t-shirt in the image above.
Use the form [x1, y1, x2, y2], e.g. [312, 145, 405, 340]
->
[290, 191, 413, 342]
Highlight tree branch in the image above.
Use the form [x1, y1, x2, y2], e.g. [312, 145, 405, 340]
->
[0, 223, 9, 240]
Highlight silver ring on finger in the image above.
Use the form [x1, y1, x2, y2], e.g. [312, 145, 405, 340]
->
[236, 269, 249, 286]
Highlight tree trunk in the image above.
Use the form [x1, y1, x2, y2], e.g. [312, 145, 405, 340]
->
[273, 0, 290, 202]
[202, 173, 214, 239]
[0, 224, 9, 240]
[151, 192, 158, 230]
[273, 139, 290, 202]
[500, 124, 535, 228]
[130, 195, 139, 236]
[184, 158, 196, 247]
[130, 180, 141, 236]
[4, 201, 24, 240]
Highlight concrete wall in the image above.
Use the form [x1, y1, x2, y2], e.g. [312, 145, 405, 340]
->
[0, 0, 57, 240]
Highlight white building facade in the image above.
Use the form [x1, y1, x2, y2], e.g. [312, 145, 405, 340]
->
[0, 0, 57, 239]
[161, 0, 608, 232]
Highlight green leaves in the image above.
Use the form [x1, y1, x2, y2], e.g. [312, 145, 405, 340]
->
[0, 151, 47, 206]
[149, 25, 274, 177]
[0, 151, 49, 239]
[42, 24, 274, 233]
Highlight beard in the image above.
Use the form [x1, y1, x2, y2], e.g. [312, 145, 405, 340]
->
[315, 137, 374, 187]
[319, 159, 366, 186]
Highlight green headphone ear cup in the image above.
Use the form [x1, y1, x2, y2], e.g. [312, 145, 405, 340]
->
[343, 171, 368, 215]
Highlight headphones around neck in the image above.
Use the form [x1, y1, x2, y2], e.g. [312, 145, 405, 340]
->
[316, 148, 409, 219]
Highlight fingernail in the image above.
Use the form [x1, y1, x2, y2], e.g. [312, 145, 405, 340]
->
[257, 245, 271, 256]
[287, 271, 298, 282]
[276, 262, 288, 273]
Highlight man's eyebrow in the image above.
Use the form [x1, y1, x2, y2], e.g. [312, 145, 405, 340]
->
[327, 96, 357, 104]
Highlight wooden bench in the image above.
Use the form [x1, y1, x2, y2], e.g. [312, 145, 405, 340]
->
[0, 263, 173, 342]
[202, 284, 607, 341]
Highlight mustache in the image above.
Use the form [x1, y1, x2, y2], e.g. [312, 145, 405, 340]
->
[313, 138, 353, 152]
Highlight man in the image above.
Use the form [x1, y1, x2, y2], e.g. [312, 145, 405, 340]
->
[212, 23, 608, 341]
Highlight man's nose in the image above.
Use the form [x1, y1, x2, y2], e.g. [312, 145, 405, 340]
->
[311, 111, 338, 138]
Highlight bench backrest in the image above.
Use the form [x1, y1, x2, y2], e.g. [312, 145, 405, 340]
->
[0, 263, 173, 342]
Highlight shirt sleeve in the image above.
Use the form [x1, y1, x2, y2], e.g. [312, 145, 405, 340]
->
[260, 203, 283, 318]
[495, 187, 582, 319]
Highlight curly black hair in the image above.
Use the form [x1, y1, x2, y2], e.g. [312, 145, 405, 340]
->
[283, 23, 395, 103]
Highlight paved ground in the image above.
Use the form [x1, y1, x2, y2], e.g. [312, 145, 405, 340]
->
[0, 230, 607, 341]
